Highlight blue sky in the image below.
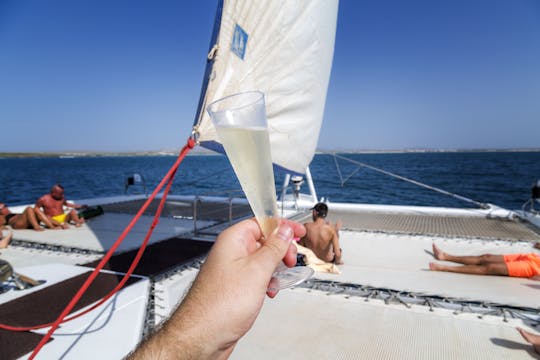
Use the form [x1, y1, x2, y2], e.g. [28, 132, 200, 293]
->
[1, 0, 539, 152]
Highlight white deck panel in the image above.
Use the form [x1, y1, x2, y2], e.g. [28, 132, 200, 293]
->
[1, 264, 149, 360]
[153, 268, 198, 326]
[0, 246, 100, 270]
[28, 277, 149, 360]
[9, 213, 215, 253]
[233, 288, 537, 359]
[314, 231, 540, 308]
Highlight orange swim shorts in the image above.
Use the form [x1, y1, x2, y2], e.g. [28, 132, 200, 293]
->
[503, 253, 540, 278]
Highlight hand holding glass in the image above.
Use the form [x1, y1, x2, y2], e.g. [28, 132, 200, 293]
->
[207, 91, 313, 290]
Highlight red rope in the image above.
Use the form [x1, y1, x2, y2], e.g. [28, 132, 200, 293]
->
[0, 138, 194, 358]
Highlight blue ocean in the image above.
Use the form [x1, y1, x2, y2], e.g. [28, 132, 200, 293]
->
[1, 152, 539, 211]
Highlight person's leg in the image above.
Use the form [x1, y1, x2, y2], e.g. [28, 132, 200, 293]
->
[0, 230, 12, 249]
[429, 261, 509, 276]
[22, 208, 44, 231]
[67, 209, 84, 227]
[432, 243, 505, 265]
[34, 208, 56, 229]
[517, 327, 540, 355]
[11, 209, 43, 231]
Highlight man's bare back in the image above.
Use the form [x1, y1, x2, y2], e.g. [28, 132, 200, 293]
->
[299, 203, 343, 264]
[301, 220, 337, 262]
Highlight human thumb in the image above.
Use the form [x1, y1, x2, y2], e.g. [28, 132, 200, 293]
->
[255, 223, 294, 272]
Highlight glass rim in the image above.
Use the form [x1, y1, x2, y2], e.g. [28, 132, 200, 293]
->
[206, 90, 264, 114]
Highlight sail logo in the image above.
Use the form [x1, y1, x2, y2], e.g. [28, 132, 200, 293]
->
[231, 24, 248, 60]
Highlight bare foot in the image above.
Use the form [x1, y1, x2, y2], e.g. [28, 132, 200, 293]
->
[75, 219, 85, 227]
[517, 327, 540, 355]
[33, 226, 45, 232]
[432, 243, 447, 261]
[429, 262, 443, 271]
[0, 230, 13, 249]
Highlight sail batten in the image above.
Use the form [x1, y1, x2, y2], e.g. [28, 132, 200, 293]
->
[195, 0, 338, 174]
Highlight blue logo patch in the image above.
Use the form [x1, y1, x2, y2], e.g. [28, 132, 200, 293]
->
[231, 24, 248, 60]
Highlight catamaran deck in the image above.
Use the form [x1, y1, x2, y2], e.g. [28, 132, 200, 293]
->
[327, 208, 540, 242]
[1, 198, 539, 359]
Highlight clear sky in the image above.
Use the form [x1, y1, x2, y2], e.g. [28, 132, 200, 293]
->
[1, 0, 539, 153]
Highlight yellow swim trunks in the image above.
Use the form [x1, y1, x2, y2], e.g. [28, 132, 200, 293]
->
[52, 213, 68, 224]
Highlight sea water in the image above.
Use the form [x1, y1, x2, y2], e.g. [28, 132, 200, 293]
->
[0, 151, 539, 211]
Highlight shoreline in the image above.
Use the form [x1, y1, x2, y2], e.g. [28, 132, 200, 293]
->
[1, 148, 540, 158]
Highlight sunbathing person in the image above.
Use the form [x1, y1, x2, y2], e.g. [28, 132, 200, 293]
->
[35, 184, 86, 229]
[429, 243, 540, 280]
[0, 202, 52, 231]
[517, 327, 540, 355]
[299, 202, 343, 265]
[0, 229, 12, 249]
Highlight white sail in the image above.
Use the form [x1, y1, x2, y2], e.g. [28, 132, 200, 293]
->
[194, 0, 338, 174]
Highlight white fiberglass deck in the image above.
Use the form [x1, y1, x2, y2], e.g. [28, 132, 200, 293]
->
[9, 213, 214, 253]
[233, 288, 537, 359]
[1, 264, 149, 360]
[314, 230, 540, 309]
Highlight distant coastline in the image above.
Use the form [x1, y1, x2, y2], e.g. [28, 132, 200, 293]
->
[316, 147, 540, 155]
[1, 147, 539, 158]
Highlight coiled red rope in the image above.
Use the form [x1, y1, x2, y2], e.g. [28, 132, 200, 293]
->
[0, 138, 194, 359]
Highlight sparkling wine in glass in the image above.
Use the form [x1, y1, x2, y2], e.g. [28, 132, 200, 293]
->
[207, 91, 313, 290]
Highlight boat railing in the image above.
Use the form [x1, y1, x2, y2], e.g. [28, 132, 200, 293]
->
[191, 189, 247, 236]
[521, 180, 540, 215]
[190, 184, 301, 236]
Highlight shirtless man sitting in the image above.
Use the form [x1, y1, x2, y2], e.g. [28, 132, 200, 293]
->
[35, 184, 86, 229]
[0, 202, 52, 231]
[299, 202, 343, 265]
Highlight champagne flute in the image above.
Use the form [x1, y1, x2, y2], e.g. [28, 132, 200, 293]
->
[207, 91, 313, 290]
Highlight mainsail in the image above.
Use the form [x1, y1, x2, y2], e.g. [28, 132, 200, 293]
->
[193, 0, 338, 174]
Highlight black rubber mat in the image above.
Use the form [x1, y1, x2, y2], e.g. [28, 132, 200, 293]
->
[0, 271, 139, 359]
[82, 237, 213, 276]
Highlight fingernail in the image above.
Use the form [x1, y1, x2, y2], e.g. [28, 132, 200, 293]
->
[276, 224, 293, 242]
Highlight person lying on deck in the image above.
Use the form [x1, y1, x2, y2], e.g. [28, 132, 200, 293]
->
[0, 202, 52, 231]
[429, 243, 540, 280]
[128, 218, 304, 359]
[299, 202, 343, 265]
[517, 327, 540, 355]
[35, 184, 86, 229]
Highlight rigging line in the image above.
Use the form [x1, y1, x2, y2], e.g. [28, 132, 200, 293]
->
[332, 153, 488, 209]
[333, 155, 363, 187]
[27, 138, 195, 359]
[342, 167, 362, 187]
[333, 155, 345, 186]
